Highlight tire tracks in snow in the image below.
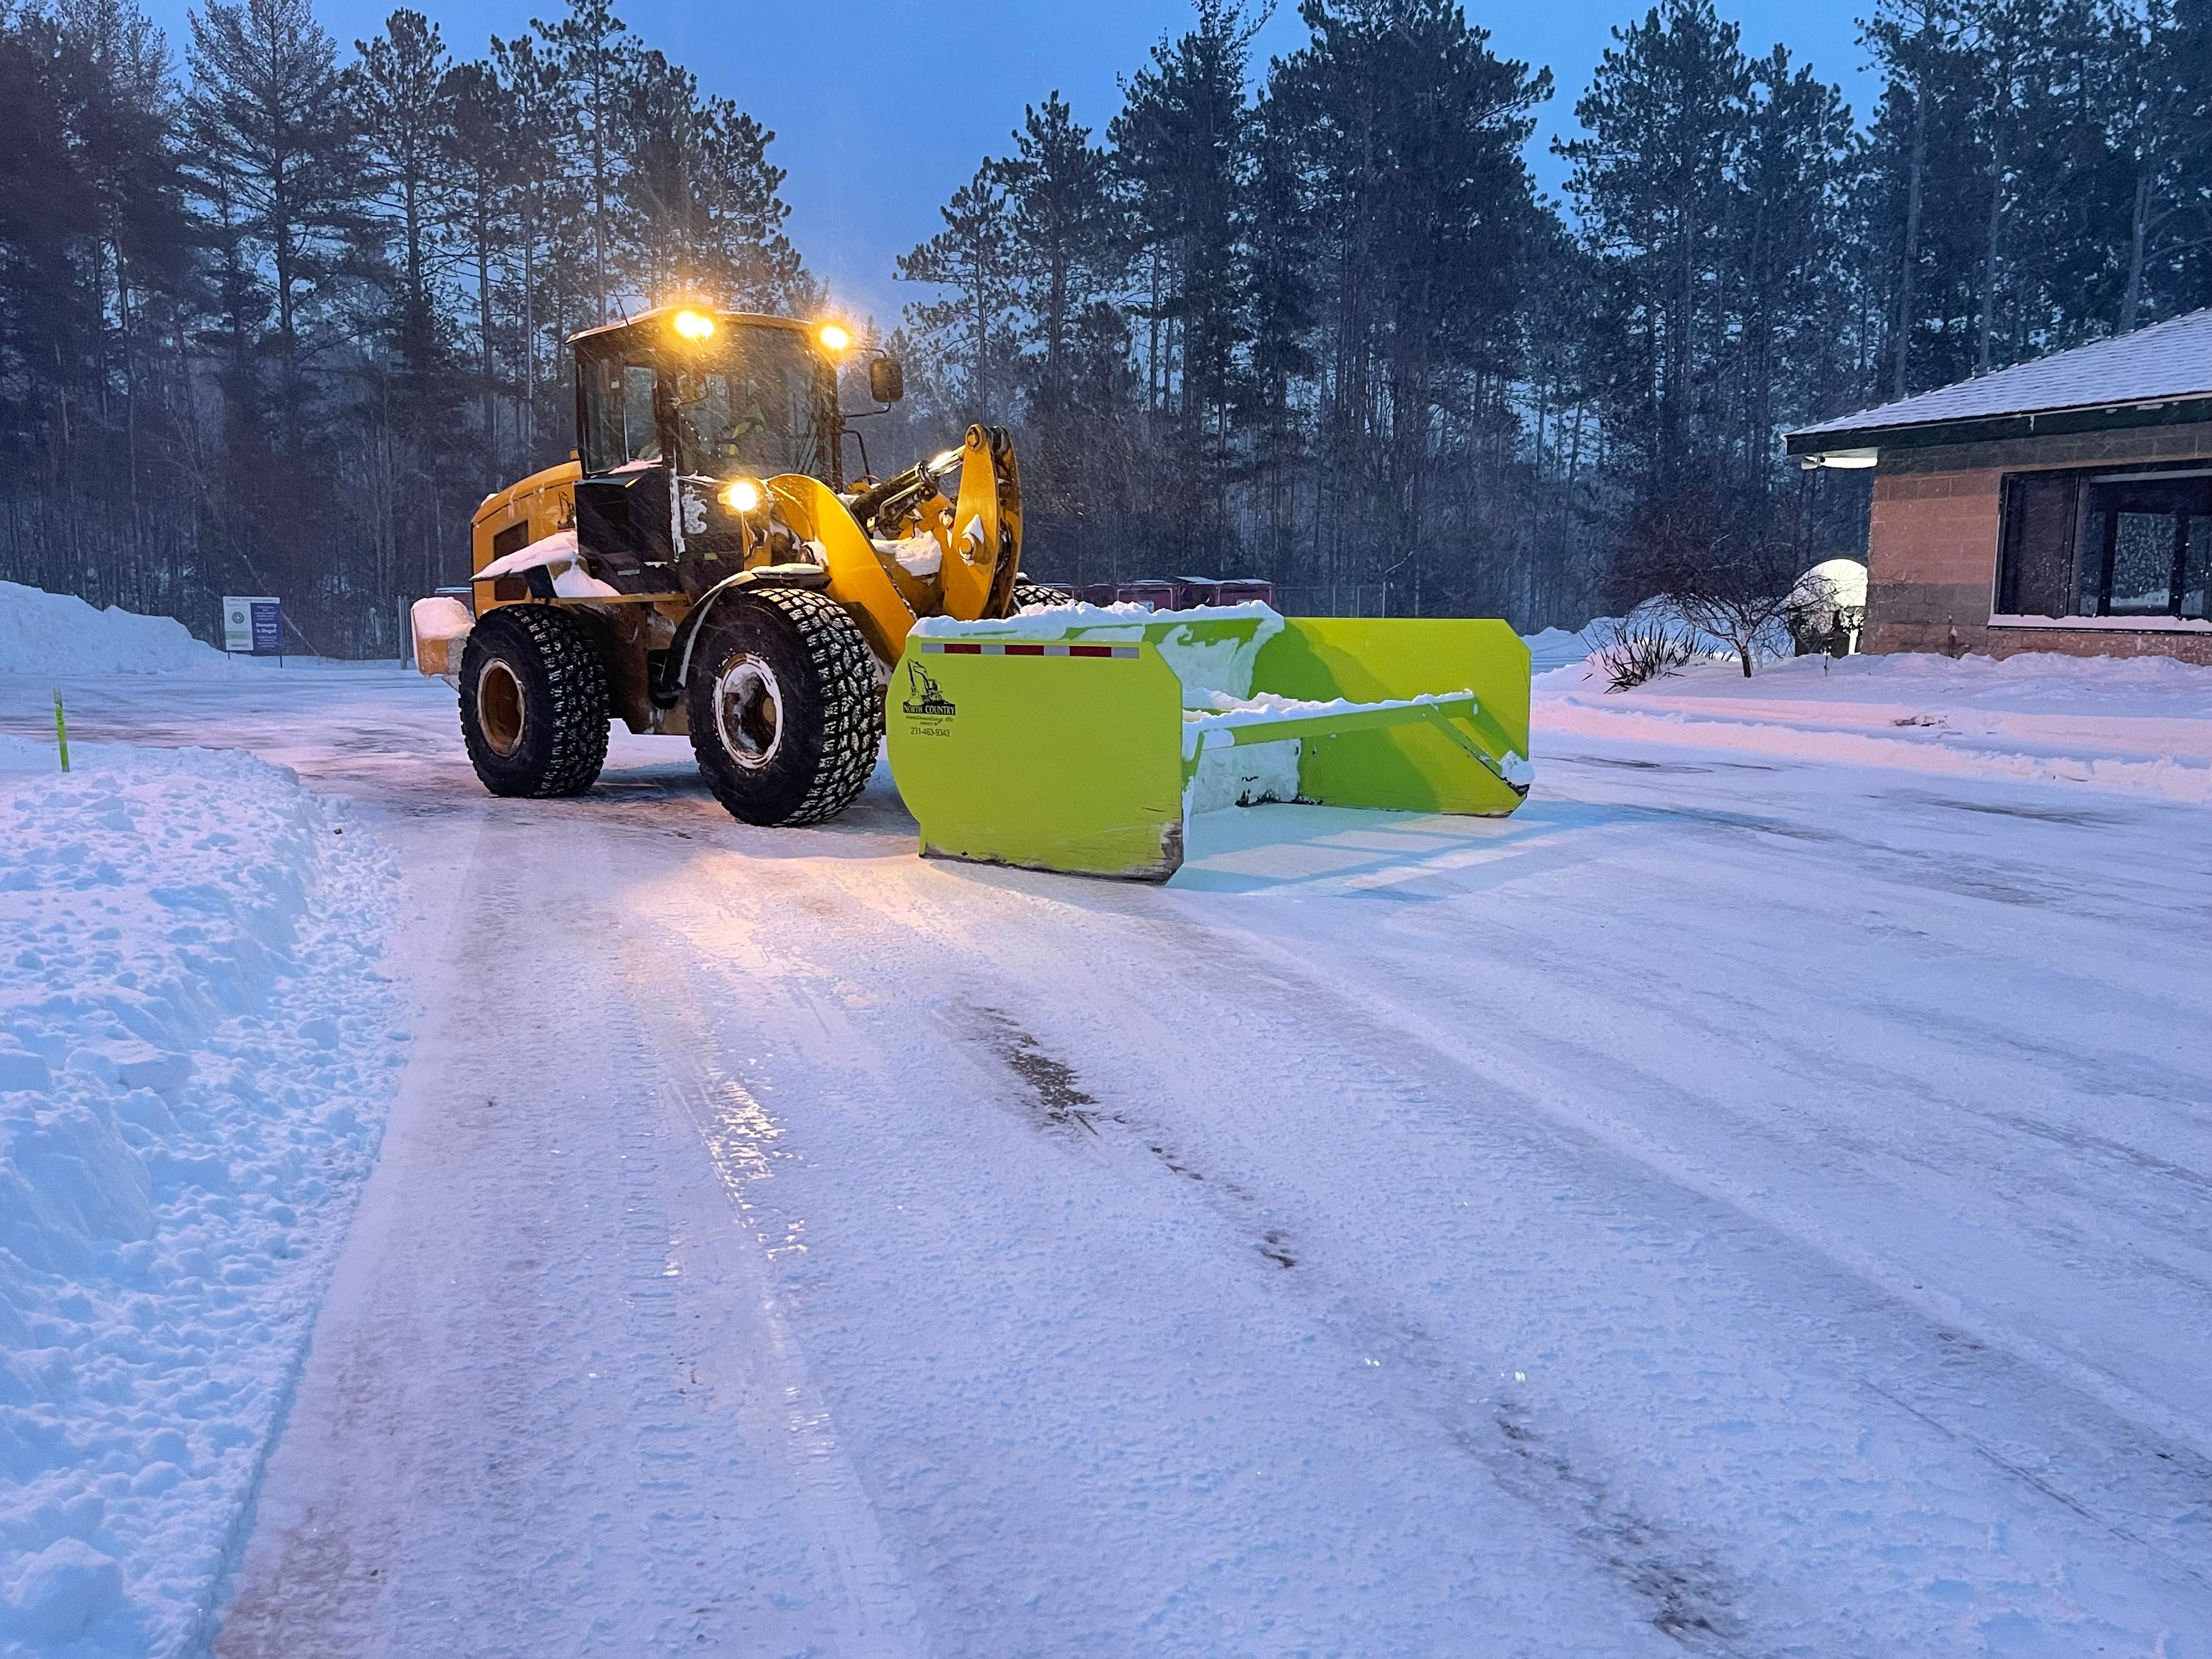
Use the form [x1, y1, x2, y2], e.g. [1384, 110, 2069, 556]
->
[952, 969, 1757, 1655]
[787, 859, 2208, 1651]
[693, 860, 1762, 1654]
[1114, 893, 2212, 1627]
[628, 955, 936, 1659]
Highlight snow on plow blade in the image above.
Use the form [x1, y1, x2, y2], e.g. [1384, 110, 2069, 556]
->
[884, 605, 1533, 881]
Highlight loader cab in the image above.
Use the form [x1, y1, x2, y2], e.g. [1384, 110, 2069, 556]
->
[569, 308, 844, 591]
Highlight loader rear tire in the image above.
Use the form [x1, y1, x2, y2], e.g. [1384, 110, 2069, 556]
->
[687, 588, 882, 827]
[1010, 580, 1073, 612]
[458, 604, 610, 798]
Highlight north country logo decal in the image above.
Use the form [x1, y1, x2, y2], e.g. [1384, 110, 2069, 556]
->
[902, 659, 956, 717]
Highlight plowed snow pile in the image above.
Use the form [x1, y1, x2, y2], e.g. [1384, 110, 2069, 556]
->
[0, 734, 404, 1656]
[0, 585, 234, 676]
[1535, 647, 2212, 803]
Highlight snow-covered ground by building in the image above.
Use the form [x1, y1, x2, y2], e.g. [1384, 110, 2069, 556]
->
[1, 590, 2208, 1657]
[1537, 646, 2212, 803]
[0, 734, 402, 1656]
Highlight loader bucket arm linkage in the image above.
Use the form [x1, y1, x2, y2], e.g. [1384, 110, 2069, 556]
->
[884, 608, 1533, 881]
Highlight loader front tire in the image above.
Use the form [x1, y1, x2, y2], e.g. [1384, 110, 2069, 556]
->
[1010, 580, 1073, 612]
[458, 604, 610, 798]
[687, 588, 882, 827]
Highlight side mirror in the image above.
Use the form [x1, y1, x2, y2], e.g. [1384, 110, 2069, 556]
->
[869, 357, 905, 405]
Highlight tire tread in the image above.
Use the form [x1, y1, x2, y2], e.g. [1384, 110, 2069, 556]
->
[458, 605, 610, 798]
[691, 587, 881, 827]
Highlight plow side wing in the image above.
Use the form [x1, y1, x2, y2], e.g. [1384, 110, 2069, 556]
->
[885, 641, 1189, 879]
[1251, 618, 1531, 816]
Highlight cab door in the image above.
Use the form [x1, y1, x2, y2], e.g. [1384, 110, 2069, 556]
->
[575, 351, 676, 584]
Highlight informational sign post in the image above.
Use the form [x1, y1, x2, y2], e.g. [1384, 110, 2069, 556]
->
[222, 596, 284, 660]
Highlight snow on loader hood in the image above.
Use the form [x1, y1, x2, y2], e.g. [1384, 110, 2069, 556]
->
[472, 529, 620, 600]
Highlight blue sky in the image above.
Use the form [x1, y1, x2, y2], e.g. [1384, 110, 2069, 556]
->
[143, 0, 1880, 324]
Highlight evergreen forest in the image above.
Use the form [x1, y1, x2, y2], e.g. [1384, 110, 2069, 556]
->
[4, 0, 2211, 652]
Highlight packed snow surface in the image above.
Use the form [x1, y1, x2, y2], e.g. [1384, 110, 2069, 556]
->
[0, 733, 403, 1656]
[0, 631, 2208, 1657]
[0, 586, 234, 678]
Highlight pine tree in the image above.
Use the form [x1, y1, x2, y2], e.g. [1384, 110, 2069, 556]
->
[1737, 46, 1855, 476]
[897, 165, 1020, 417]
[1111, 0, 1254, 550]
[0, 9, 104, 590]
[1000, 93, 1125, 403]
[353, 8, 455, 391]
[620, 51, 808, 313]
[533, 0, 632, 326]
[1562, 0, 1751, 470]
[488, 27, 570, 459]
[443, 57, 511, 469]
[187, 0, 366, 430]
[1267, 0, 1553, 611]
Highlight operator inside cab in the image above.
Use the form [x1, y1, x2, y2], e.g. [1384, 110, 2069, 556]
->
[575, 310, 828, 483]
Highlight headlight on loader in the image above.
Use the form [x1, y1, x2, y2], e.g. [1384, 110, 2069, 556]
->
[720, 478, 763, 514]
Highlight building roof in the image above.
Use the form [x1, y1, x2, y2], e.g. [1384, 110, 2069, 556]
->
[1786, 306, 2212, 455]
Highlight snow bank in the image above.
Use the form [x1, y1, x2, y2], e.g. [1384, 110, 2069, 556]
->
[1520, 624, 1599, 672]
[0, 585, 235, 678]
[0, 735, 405, 1656]
[1534, 648, 2212, 803]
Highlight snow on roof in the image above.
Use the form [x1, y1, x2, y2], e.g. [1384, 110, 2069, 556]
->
[1790, 307, 2212, 445]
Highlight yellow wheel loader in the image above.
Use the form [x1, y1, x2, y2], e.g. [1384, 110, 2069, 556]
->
[410, 306, 1055, 826]
[411, 304, 1537, 878]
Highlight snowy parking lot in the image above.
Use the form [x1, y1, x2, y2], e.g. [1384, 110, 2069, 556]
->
[3, 642, 2209, 1657]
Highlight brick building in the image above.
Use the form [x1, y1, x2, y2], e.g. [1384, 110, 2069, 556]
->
[1785, 308, 2212, 664]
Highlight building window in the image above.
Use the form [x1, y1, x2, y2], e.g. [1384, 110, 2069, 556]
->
[1996, 464, 2211, 620]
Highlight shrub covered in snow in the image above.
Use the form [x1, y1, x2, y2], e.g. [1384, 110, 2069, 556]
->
[0, 735, 404, 1654]
[1585, 614, 1702, 691]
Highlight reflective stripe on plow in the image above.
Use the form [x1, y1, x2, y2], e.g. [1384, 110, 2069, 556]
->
[917, 642, 1139, 658]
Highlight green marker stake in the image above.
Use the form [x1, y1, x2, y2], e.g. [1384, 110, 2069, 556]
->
[53, 689, 69, 772]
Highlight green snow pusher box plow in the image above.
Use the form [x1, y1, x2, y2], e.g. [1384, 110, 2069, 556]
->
[883, 605, 1533, 880]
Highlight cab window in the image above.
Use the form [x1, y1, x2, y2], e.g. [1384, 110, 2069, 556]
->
[579, 356, 663, 473]
[668, 329, 821, 479]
